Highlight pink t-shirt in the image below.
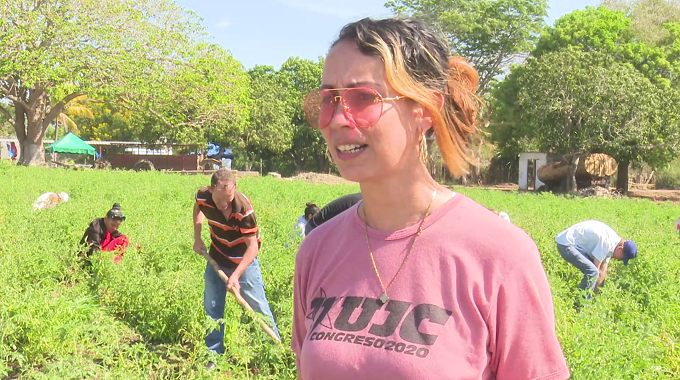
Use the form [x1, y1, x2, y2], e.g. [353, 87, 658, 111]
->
[292, 194, 569, 380]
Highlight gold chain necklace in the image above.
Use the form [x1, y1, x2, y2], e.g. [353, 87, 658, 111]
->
[363, 188, 437, 304]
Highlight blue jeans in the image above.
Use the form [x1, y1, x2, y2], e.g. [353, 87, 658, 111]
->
[203, 257, 280, 354]
[556, 243, 599, 297]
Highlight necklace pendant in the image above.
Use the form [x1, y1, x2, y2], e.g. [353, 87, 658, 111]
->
[379, 293, 389, 304]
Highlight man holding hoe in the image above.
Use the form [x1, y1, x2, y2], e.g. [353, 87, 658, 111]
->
[556, 220, 638, 299]
[193, 169, 280, 368]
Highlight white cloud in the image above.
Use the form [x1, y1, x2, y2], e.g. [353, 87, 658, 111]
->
[215, 17, 232, 29]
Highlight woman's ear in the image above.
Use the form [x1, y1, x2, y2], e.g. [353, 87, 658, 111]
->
[412, 94, 443, 135]
[412, 103, 435, 135]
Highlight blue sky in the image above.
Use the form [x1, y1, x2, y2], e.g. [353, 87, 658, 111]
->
[174, 0, 601, 69]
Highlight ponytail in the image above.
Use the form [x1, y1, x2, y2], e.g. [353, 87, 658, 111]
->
[432, 56, 481, 177]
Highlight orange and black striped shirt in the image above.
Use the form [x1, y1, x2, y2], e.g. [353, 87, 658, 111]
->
[196, 187, 261, 269]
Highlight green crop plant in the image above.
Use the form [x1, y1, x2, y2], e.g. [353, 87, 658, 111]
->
[0, 163, 678, 379]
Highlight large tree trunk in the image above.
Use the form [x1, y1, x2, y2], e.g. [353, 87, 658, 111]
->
[7, 86, 82, 166]
[12, 104, 45, 166]
[616, 159, 630, 194]
[566, 155, 580, 193]
[243, 151, 251, 171]
[22, 88, 50, 166]
[19, 140, 45, 165]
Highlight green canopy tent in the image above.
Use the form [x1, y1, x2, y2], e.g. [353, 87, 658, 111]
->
[45, 132, 96, 164]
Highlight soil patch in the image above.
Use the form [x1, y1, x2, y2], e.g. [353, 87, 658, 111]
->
[457, 183, 680, 203]
[629, 189, 680, 203]
[287, 172, 353, 185]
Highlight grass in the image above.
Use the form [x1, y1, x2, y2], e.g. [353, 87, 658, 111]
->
[0, 162, 678, 379]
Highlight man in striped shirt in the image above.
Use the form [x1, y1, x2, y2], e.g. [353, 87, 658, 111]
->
[193, 169, 280, 359]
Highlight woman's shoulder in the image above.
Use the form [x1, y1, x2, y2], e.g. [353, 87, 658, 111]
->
[297, 203, 359, 257]
[434, 195, 539, 262]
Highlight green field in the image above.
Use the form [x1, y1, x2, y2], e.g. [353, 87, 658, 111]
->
[1, 163, 679, 379]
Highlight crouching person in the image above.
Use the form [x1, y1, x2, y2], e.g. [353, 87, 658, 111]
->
[80, 203, 129, 263]
[555, 220, 637, 299]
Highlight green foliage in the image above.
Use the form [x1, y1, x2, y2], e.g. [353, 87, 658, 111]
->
[655, 157, 680, 189]
[533, 6, 676, 88]
[0, 166, 356, 379]
[0, 0, 249, 164]
[278, 57, 329, 173]
[242, 65, 294, 166]
[222, 57, 327, 175]
[492, 5, 680, 178]
[603, 0, 680, 45]
[493, 48, 680, 168]
[1, 166, 679, 378]
[127, 43, 251, 146]
[385, 0, 548, 93]
[533, 6, 633, 57]
[75, 101, 139, 142]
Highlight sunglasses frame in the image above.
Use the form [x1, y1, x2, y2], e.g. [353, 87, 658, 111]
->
[304, 87, 405, 129]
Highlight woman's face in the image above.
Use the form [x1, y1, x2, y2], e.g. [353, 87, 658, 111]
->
[320, 40, 425, 183]
[104, 217, 122, 233]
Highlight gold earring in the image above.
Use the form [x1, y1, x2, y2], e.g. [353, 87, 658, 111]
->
[419, 134, 428, 164]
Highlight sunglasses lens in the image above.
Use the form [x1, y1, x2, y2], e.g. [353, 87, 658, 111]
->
[303, 87, 384, 129]
[344, 88, 382, 127]
[304, 90, 331, 129]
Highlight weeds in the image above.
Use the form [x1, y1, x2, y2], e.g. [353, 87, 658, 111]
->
[0, 165, 678, 379]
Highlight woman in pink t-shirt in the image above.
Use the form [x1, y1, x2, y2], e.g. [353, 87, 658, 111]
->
[293, 17, 570, 380]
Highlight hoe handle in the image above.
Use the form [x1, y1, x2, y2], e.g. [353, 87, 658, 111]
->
[200, 250, 281, 344]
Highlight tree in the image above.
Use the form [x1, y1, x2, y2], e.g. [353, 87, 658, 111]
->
[0, 0, 206, 165]
[386, 0, 548, 94]
[277, 57, 329, 173]
[0, 104, 14, 138]
[240, 66, 293, 171]
[75, 100, 139, 142]
[603, 0, 680, 44]
[51, 95, 94, 141]
[125, 43, 250, 147]
[533, 6, 676, 88]
[493, 49, 680, 192]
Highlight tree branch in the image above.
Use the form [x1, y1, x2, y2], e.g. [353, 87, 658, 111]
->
[33, 0, 46, 13]
[147, 107, 177, 130]
[42, 92, 86, 129]
[0, 106, 14, 124]
[0, 84, 30, 111]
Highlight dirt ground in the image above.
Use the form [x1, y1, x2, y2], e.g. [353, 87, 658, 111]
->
[286, 174, 680, 203]
[476, 183, 680, 203]
[287, 172, 353, 185]
[628, 189, 680, 203]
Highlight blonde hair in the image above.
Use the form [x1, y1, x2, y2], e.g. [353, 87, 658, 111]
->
[333, 18, 481, 176]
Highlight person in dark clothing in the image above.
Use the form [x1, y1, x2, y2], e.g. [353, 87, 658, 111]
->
[80, 203, 129, 262]
[304, 193, 363, 236]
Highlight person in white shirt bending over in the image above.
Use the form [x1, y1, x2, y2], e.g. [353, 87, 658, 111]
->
[555, 220, 637, 299]
[292, 202, 321, 239]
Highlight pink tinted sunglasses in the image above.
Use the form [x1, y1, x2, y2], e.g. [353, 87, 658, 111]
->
[303, 87, 404, 129]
